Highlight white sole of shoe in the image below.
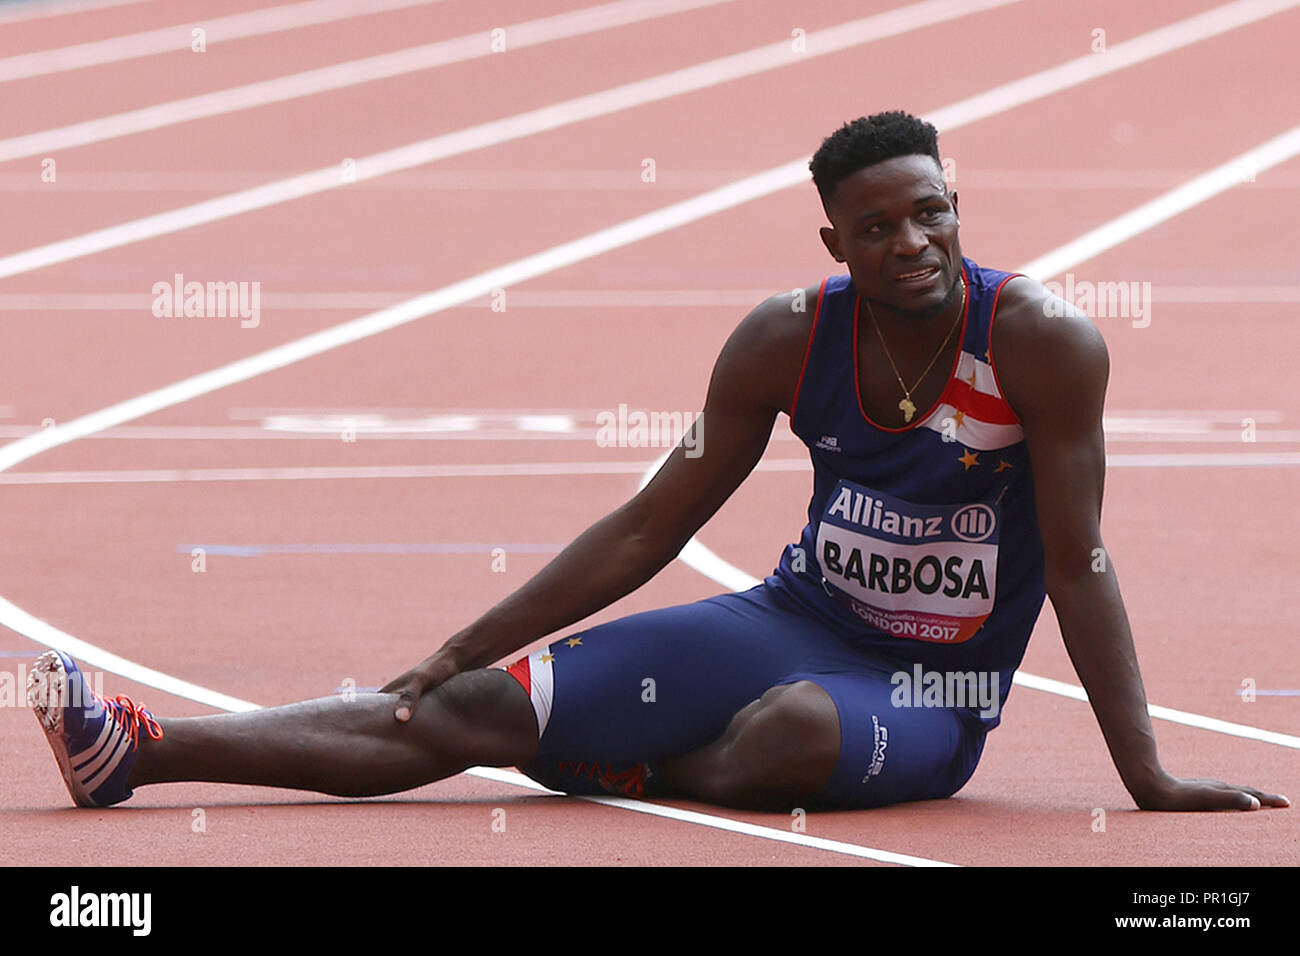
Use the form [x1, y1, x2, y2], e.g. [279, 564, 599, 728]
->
[28, 650, 97, 808]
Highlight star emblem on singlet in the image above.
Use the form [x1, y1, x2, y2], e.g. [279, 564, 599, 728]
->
[952, 409, 966, 429]
[565, 637, 583, 648]
[958, 449, 979, 470]
[995, 459, 1013, 473]
[540, 653, 555, 664]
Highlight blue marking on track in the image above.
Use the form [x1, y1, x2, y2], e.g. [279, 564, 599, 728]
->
[176, 543, 565, 556]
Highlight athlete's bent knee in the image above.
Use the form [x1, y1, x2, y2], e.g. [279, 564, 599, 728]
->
[708, 681, 841, 808]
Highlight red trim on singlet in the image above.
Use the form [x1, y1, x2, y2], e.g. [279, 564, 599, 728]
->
[853, 263, 971, 434]
[985, 272, 1025, 426]
[788, 276, 829, 423]
[505, 655, 531, 697]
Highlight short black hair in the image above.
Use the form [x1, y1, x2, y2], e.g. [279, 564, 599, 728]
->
[809, 111, 942, 209]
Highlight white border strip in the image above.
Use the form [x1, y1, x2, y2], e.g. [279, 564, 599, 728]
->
[0, 0, 742, 164]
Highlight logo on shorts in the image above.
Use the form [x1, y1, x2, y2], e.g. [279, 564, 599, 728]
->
[862, 714, 888, 783]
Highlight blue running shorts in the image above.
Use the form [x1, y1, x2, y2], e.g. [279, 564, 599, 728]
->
[504, 577, 988, 809]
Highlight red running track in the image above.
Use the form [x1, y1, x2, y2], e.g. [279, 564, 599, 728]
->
[0, 0, 1297, 866]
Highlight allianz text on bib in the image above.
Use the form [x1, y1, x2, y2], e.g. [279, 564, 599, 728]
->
[815, 480, 999, 643]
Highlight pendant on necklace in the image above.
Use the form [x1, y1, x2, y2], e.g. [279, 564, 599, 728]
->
[899, 397, 916, 423]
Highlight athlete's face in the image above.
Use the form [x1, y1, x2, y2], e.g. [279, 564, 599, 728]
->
[818, 154, 962, 321]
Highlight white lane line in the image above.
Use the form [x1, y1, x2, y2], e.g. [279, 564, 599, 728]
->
[1, 408, 1292, 443]
[0, 0, 446, 84]
[1020, 125, 1300, 281]
[0, 461, 657, 484]
[0, 0, 1028, 278]
[2, 0, 1293, 280]
[472, 767, 955, 867]
[0, 605, 951, 865]
[0, 0, 742, 164]
[0, 0, 150, 26]
[0, 594, 259, 713]
[1, 5, 1293, 478]
[4, 287, 1299, 308]
[1012, 673, 1300, 750]
[6, 451, 1300, 486]
[1107, 452, 1300, 466]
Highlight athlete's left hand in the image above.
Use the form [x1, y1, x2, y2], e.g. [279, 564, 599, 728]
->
[1135, 774, 1290, 811]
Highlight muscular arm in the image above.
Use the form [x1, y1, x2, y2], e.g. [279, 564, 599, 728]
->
[383, 290, 815, 717]
[994, 279, 1287, 811]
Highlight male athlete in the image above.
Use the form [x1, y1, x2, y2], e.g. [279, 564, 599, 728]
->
[30, 111, 1287, 814]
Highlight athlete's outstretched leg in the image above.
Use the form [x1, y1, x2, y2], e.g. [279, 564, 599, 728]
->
[132, 670, 537, 797]
[30, 650, 537, 806]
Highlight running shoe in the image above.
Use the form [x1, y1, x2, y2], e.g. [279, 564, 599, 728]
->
[27, 650, 163, 808]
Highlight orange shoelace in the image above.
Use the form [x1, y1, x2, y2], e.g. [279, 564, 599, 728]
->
[97, 692, 164, 748]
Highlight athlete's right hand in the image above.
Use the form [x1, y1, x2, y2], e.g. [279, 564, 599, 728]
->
[380, 652, 460, 722]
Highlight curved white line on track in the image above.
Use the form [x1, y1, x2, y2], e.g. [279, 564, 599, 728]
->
[663, 529, 1300, 751]
[0, 0, 744, 164]
[637, 453, 1300, 751]
[0, 594, 259, 713]
[469, 767, 956, 867]
[1, 590, 950, 864]
[0, 0, 448, 84]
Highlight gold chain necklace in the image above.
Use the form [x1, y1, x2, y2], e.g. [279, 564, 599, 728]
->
[864, 276, 965, 424]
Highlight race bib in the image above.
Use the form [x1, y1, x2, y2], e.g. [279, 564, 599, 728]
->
[815, 480, 999, 643]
